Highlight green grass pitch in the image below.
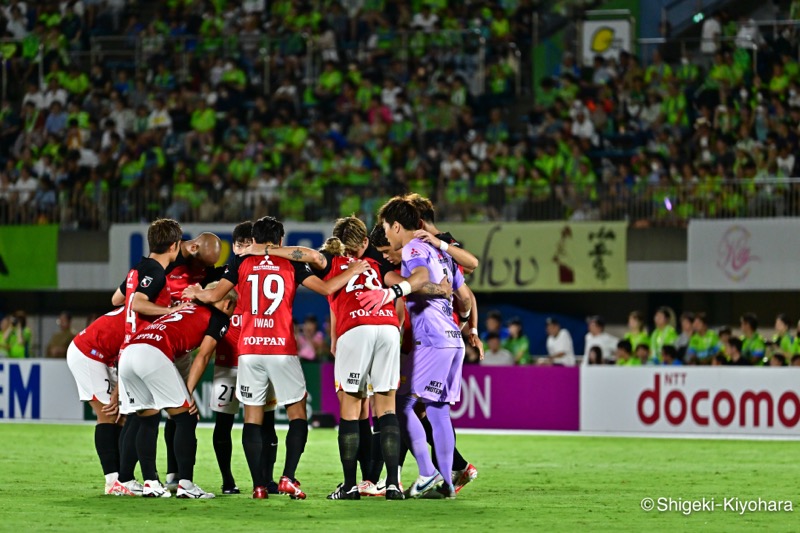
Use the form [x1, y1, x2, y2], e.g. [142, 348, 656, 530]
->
[2, 423, 797, 532]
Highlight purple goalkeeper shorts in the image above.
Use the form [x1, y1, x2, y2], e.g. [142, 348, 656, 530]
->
[398, 345, 465, 404]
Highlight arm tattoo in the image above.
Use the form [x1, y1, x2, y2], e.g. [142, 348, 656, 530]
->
[422, 281, 446, 296]
[290, 249, 304, 261]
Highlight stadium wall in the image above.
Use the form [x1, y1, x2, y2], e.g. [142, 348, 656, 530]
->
[5, 360, 799, 438]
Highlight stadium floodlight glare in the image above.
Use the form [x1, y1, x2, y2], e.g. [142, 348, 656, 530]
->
[693, 12, 705, 23]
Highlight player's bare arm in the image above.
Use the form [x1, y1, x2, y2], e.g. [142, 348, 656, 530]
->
[243, 243, 328, 271]
[131, 291, 178, 317]
[457, 285, 484, 359]
[183, 278, 234, 303]
[413, 229, 479, 273]
[395, 298, 405, 332]
[302, 260, 369, 296]
[185, 335, 219, 413]
[357, 265, 429, 313]
[329, 309, 337, 357]
[111, 287, 125, 306]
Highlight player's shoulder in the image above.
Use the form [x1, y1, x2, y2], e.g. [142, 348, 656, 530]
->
[404, 238, 431, 259]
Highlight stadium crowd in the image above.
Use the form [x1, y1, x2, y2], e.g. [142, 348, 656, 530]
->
[0, 2, 799, 227]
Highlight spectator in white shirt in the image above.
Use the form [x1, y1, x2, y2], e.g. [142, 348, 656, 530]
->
[481, 333, 515, 366]
[21, 82, 44, 111]
[147, 97, 173, 132]
[42, 79, 68, 110]
[6, 5, 28, 39]
[701, 13, 721, 55]
[543, 317, 576, 366]
[571, 109, 597, 146]
[583, 315, 619, 365]
[411, 5, 439, 33]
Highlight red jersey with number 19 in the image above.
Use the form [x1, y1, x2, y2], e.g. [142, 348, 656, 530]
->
[73, 307, 126, 367]
[322, 254, 398, 338]
[223, 253, 313, 356]
[128, 304, 230, 362]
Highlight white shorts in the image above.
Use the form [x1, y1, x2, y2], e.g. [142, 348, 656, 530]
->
[66, 342, 117, 404]
[212, 366, 240, 415]
[335, 325, 400, 397]
[174, 353, 192, 382]
[237, 354, 305, 407]
[118, 344, 193, 412]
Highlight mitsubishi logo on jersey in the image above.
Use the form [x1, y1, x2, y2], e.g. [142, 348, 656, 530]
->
[259, 258, 274, 266]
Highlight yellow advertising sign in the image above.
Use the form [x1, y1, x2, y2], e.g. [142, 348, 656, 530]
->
[446, 222, 628, 291]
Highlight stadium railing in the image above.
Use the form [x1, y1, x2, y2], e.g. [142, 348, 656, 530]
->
[4, 177, 800, 229]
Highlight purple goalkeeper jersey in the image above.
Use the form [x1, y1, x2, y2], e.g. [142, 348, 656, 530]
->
[401, 238, 465, 348]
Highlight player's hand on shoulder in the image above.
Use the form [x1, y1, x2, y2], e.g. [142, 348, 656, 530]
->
[439, 276, 453, 299]
[242, 243, 268, 256]
[413, 229, 441, 249]
[181, 284, 201, 301]
[346, 259, 370, 275]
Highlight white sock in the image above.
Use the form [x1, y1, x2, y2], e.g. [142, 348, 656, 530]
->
[179, 479, 194, 489]
[165, 473, 176, 484]
[105, 472, 118, 485]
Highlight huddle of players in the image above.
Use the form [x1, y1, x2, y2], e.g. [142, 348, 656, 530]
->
[66, 192, 481, 500]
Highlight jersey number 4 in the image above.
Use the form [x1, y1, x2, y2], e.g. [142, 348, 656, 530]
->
[246, 273, 285, 315]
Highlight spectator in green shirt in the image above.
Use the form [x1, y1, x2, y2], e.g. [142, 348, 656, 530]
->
[686, 312, 722, 364]
[503, 317, 530, 365]
[624, 310, 650, 354]
[740, 312, 766, 364]
[650, 306, 678, 359]
[772, 313, 794, 356]
[185, 99, 217, 154]
[615, 340, 640, 366]
[5, 311, 31, 358]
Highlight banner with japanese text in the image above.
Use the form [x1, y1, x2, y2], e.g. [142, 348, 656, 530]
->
[446, 222, 628, 291]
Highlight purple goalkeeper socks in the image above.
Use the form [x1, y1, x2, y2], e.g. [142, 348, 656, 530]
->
[425, 402, 455, 486]
[398, 394, 437, 477]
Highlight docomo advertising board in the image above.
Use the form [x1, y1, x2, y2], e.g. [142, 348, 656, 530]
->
[582, 367, 800, 436]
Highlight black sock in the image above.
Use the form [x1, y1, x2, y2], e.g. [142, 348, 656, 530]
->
[164, 417, 177, 477]
[242, 423, 265, 488]
[282, 419, 308, 481]
[368, 417, 384, 483]
[379, 413, 400, 487]
[357, 418, 372, 481]
[398, 437, 409, 468]
[213, 412, 236, 488]
[135, 413, 161, 481]
[95, 423, 119, 475]
[261, 411, 278, 484]
[421, 415, 438, 471]
[338, 419, 360, 489]
[172, 411, 198, 482]
[118, 415, 140, 482]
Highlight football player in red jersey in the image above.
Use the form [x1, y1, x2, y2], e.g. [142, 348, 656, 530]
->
[370, 215, 481, 496]
[161, 232, 222, 493]
[117, 284, 237, 499]
[66, 307, 128, 495]
[184, 216, 367, 500]
[207, 221, 258, 496]
[165, 232, 223, 303]
[110, 218, 186, 495]
[305, 216, 405, 501]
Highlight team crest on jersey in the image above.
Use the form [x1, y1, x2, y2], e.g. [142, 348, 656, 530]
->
[220, 325, 228, 336]
[140, 276, 153, 287]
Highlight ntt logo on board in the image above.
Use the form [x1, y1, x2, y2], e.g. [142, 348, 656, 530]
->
[636, 374, 800, 428]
